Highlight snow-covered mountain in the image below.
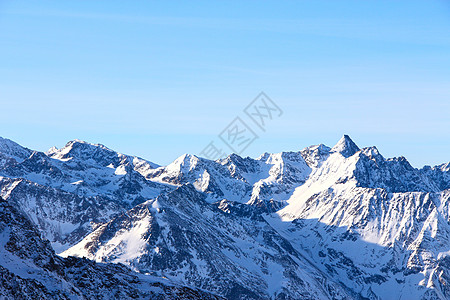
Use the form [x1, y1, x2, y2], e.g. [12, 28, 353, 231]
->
[0, 196, 223, 299]
[1, 135, 450, 299]
[61, 184, 351, 299]
[7, 139, 166, 202]
[0, 139, 171, 252]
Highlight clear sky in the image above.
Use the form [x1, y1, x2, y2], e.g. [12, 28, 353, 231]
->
[1, 0, 449, 167]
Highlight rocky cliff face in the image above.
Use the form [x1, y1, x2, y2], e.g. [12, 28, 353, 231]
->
[62, 184, 351, 299]
[0, 139, 170, 252]
[0, 196, 223, 299]
[1, 135, 450, 299]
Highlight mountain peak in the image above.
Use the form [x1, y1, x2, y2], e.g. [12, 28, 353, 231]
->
[66, 139, 109, 150]
[176, 153, 199, 162]
[47, 139, 115, 162]
[0, 136, 32, 162]
[170, 153, 201, 170]
[330, 134, 360, 158]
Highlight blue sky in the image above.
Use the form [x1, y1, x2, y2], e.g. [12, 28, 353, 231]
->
[1, 1, 449, 167]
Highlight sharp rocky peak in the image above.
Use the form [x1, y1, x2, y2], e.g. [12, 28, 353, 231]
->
[5, 135, 450, 299]
[222, 153, 249, 164]
[330, 134, 360, 158]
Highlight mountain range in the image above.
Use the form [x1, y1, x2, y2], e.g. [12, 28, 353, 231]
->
[1, 135, 449, 299]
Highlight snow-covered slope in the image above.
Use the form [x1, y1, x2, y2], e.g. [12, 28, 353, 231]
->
[0, 138, 170, 251]
[220, 151, 311, 211]
[422, 162, 450, 192]
[0, 196, 223, 299]
[62, 184, 352, 299]
[2, 139, 166, 203]
[0, 176, 126, 252]
[145, 151, 311, 212]
[2, 135, 450, 299]
[0, 137, 32, 163]
[146, 153, 251, 202]
[275, 136, 450, 299]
